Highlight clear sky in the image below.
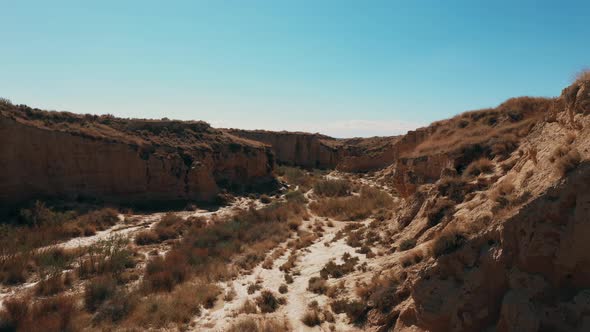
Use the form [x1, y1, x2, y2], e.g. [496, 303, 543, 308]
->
[1, 1, 589, 137]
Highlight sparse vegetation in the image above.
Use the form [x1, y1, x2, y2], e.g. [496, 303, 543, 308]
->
[399, 238, 417, 251]
[432, 230, 466, 257]
[426, 198, 455, 227]
[556, 148, 581, 176]
[255, 290, 284, 313]
[310, 186, 393, 221]
[226, 317, 291, 332]
[313, 179, 351, 197]
[308, 276, 328, 294]
[319, 253, 359, 279]
[464, 158, 494, 177]
[0, 295, 80, 332]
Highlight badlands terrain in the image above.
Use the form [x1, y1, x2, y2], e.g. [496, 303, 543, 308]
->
[1, 76, 590, 332]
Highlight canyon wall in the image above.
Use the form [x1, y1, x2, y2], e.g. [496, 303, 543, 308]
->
[0, 106, 275, 212]
[226, 130, 342, 169]
[228, 129, 402, 172]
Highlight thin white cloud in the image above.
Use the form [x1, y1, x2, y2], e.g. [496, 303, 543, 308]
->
[210, 118, 423, 138]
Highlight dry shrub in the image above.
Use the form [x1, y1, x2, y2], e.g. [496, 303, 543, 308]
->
[135, 213, 189, 246]
[310, 186, 393, 221]
[0, 295, 79, 332]
[134, 230, 159, 245]
[239, 299, 258, 314]
[565, 132, 577, 144]
[432, 230, 466, 257]
[223, 286, 237, 302]
[426, 199, 455, 227]
[280, 253, 298, 272]
[93, 289, 138, 324]
[490, 177, 516, 207]
[277, 166, 316, 190]
[1, 204, 119, 259]
[489, 134, 519, 160]
[247, 282, 262, 295]
[129, 281, 220, 327]
[84, 276, 117, 312]
[464, 158, 494, 177]
[143, 251, 189, 292]
[574, 68, 590, 83]
[0, 97, 12, 106]
[401, 251, 423, 267]
[284, 190, 308, 204]
[308, 277, 328, 294]
[319, 253, 358, 279]
[331, 299, 366, 324]
[284, 273, 294, 284]
[313, 179, 351, 197]
[259, 194, 272, 204]
[0, 255, 28, 285]
[262, 257, 274, 269]
[36, 272, 67, 296]
[255, 290, 283, 313]
[399, 238, 416, 251]
[357, 275, 404, 313]
[550, 146, 570, 163]
[278, 284, 288, 294]
[301, 309, 322, 327]
[556, 148, 581, 176]
[77, 236, 135, 280]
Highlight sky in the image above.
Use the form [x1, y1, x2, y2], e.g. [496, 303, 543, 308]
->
[1, 1, 589, 138]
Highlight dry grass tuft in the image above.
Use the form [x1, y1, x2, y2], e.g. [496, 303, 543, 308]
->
[129, 282, 219, 327]
[226, 317, 291, 332]
[464, 158, 494, 177]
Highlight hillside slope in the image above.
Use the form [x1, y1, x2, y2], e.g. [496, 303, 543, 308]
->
[360, 80, 590, 331]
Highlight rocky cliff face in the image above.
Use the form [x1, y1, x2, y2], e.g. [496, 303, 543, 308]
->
[0, 105, 275, 212]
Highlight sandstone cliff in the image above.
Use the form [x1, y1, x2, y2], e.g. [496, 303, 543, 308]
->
[0, 104, 276, 212]
[227, 129, 401, 172]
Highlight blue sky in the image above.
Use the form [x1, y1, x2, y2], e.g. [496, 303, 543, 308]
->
[1, 1, 589, 137]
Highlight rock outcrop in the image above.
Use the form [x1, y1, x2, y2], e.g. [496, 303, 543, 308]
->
[0, 105, 276, 213]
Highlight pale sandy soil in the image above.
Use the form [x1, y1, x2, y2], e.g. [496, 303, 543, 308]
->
[193, 216, 369, 332]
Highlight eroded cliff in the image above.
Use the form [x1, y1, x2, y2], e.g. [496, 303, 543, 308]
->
[0, 105, 276, 212]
